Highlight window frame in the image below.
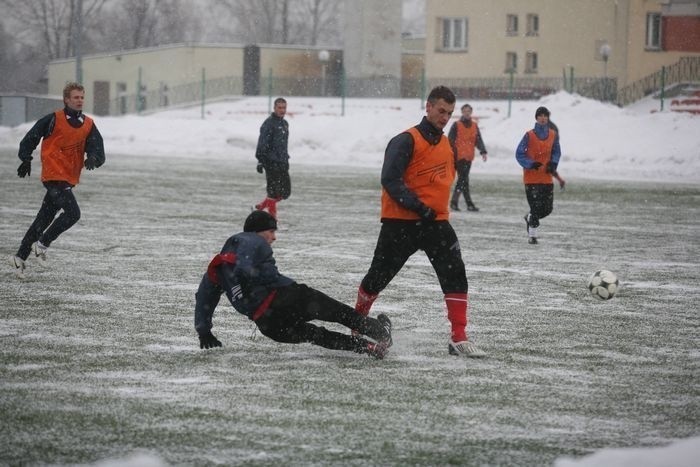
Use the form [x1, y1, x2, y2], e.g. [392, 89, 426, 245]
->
[505, 52, 517, 73]
[645, 12, 662, 50]
[525, 51, 538, 74]
[506, 14, 519, 36]
[526, 14, 539, 36]
[440, 17, 469, 51]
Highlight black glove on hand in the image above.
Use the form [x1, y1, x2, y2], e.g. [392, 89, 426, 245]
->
[418, 205, 437, 222]
[199, 331, 222, 349]
[256, 163, 264, 174]
[530, 161, 543, 170]
[17, 160, 31, 178]
[84, 157, 97, 170]
[546, 161, 558, 174]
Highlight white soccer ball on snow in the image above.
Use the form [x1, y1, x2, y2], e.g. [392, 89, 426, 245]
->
[588, 270, 619, 300]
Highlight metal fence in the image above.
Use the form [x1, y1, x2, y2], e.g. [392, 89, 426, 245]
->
[109, 76, 244, 115]
[425, 76, 618, 102]
[616, 56, 700, 107]
[104, 63, 691, 117]
[0, 95, 63, 126]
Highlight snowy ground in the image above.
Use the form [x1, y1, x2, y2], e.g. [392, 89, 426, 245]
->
[0, 91, 698, 184]
[1, 93, 698, 466]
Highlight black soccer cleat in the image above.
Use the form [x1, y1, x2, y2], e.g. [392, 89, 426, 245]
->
[467, 204, 479, 212]
[377, 313, 393, 348]
[528, 237, 538, 245]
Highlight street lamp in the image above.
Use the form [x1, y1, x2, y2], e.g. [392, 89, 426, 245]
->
[318, 49, 330, 96]
[599, 43, 611, 101]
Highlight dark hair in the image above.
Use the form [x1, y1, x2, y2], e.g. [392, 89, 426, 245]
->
[461, 104, 473, 111]
[244, 210, 278, 232]
[535, 106, 550, 118]
[427, 86, 456, 105]
[274, 97, 287, 106]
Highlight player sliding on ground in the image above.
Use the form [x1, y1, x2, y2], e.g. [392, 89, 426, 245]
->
[194, 211, 393, 359]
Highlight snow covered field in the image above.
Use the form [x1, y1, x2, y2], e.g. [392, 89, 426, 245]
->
[1, 93, 698, 466]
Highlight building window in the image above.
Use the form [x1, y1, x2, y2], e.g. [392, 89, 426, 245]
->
[506, 14, 518, 36]
[441, 17, 468, 51]
[526, 14, 539, 36]
[525, 51, 538, 73]
[505, 52, 517, 73]
[646, 12, 662, 49]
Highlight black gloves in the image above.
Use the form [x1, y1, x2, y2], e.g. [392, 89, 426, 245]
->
[418, 205, 436, 222]
[84, 156, 97, 170]
[199, 331, 222, 349]
[17, 160, 31, 178]
[530, 161, 543, 170]
[546, 161, 558, 174]
[256, 163, 264, 174]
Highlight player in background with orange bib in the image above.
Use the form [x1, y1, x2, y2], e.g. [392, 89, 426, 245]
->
[9, 82, 105, 277]
[515, 106, 561, 245]
[353, 86, 486, 358]
[447, 103, 488, 212]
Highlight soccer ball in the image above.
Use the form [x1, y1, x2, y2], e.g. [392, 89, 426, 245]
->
[588, 270, 619, 300]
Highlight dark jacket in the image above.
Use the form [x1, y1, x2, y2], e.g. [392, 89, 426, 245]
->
[214, 232, 293, 318]
[380, 116, 455, 215]
[255, 113, 289, 169]
[18, 107, 105, 166]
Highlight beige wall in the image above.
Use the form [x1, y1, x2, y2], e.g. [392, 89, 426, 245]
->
[425, 0, 699, 87]
[48, 44, 340, 114]
[49, 44, 245, 114]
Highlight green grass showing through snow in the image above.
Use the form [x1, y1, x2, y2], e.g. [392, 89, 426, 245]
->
[1, 151, 698, 466]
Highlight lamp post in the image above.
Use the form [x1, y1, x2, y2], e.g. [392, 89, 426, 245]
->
[600, 43, 611, 101]
[318, 49, 330, 96]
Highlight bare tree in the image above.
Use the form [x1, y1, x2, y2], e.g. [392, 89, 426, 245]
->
[0, 0, 106, 60]
[216, 0, 277, 44]
[96, 0, 200, 51]
[217, 0, 339, 46]
[298, 0, 341, 46]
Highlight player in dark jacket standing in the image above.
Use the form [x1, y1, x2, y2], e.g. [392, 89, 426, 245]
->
[447, 103, 488, 212]
[254, 97, 291, 219]
[8, 82, 105, 278]
[353, 86, 485, 358]
[194, 211, 393, 359]
[515, 106, 562, 244]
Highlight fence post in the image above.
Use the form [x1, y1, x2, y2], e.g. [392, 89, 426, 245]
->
[268, 68, 273, 113]
[341, 66, 346, 117]
[137, 67, 142, 114]
[508, 70, 514, 118]
[562, 67, 567, 92]
[569, 66, 575, 94]
[420, 68, 426, 110]
[660, 65, 666, 112]
[201, 68, 206, 120]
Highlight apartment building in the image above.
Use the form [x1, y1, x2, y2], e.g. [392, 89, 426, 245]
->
[425, 0, 699, 93]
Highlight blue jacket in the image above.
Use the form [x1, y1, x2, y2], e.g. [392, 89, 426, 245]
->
[515, 122, 561, 169]
[219, 232, 293, 316]
[255, 113, 289, 169]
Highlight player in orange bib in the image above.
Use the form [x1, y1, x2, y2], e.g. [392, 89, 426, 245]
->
[515, 106, 562, 245]
[9, 82, 105, 277]
[354, 86, 486, 358]
[447, 103, 488, 211]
